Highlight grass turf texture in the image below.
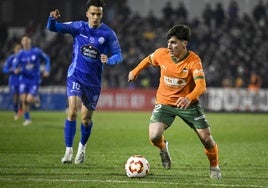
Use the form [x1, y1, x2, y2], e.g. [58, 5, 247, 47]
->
[0, 111, 267, 188]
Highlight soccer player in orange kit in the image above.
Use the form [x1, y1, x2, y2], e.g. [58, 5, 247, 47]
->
[128, 24, 221, 179]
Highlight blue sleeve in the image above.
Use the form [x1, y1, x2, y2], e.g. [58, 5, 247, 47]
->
[40, 50, 51, 72]
[107, 53, 123, 65]
[2, 55, 13, 73]
[106, 30, 123, 65]
[46, 16, 76, 35]
[35, 48, 51, 72]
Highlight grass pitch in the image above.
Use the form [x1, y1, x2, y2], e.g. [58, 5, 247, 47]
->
[0, 111, 267, 188]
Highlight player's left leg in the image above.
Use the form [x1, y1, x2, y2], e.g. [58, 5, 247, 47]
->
[179, 102, 221, 179]
[74, 105, 93, 164]
[12, 93, 20, 120]
[10, 85, 20, 120]
[20, 93, 31, 126]
[195, 127, 221, 179]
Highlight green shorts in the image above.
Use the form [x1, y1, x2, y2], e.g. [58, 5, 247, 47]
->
[149, 102, 209, 129]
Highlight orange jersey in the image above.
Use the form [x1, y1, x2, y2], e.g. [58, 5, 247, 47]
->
[131, 48, 206, 106]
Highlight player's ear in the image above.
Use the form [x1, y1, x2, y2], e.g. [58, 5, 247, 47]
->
[182, 40, 188, 48]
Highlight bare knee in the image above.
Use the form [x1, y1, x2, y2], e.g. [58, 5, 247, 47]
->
[196, 128, 216, 149]
[67, 109, 78, 121]
[149, 123, 166, 143]
[202, 137, 215, 149]
[81, 119, 92, 126]
[81, 107, 93, 126]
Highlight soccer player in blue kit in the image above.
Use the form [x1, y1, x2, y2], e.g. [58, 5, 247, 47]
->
[2, 43, 22, 120]
[47, 0, 123, 164]
[14, 35, 51, 126]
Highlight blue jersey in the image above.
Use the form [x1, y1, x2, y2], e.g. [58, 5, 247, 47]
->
[14, 47, 50, 84]
[47, 17, 123, 87]
[2, 53, 20, 87]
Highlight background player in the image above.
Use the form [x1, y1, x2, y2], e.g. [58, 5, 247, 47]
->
[2, 43, 22, 120]
[128, 25, 221, 179]
[47, 0, 123, 164]
[14, 35, 50, 126]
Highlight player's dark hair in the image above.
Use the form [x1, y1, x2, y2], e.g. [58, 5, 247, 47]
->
[167, 25, 191, 41]
[86, 0, 104, 10]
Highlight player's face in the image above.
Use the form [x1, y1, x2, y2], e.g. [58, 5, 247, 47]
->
[14, 44, 21, 54]
[167, 36, 187, 58]
[86, 6, 103, 28]
[21, 36, 31, 50]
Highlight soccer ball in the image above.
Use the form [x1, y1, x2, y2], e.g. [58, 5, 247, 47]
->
[125, 155, 150, 178]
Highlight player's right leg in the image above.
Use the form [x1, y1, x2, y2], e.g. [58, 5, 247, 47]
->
[13, 94, 20, 120]
[149, 104, 174, 169]
[149, 122, 171, 169]
[61, 95, 80, 163]
[10, 85, 20, 120]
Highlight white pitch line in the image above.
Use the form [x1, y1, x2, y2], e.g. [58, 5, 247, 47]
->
[0, 178, 266, 188]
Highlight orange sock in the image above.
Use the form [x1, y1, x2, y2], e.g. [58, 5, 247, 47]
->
[150, 136, 166, 150]
[205, 143, 219, 167]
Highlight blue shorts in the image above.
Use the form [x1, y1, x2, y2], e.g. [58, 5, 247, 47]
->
[19, 79, 39, 96]
[9, 83, 20, 95]
[66, 73, 101, 110]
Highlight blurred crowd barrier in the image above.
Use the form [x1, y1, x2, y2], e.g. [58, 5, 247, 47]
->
[0, 87, 267, 112]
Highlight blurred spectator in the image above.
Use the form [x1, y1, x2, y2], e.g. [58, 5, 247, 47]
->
[252, 0, 267, 23]
[202, 4, 214, 29]
[162, 1, 174, 18]
[228, 0, 239, 20]
[213, 3, 226, 28]
[248, 72, 262, 91]
[0, 22, 8, 52]
[0, 1, 268, 89]
[174, 2, 188, 24]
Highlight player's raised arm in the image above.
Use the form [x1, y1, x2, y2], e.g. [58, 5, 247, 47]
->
[128, 56, 151, 82]
[128, 71, 137, 82]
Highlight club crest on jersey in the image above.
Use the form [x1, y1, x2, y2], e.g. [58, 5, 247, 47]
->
[98, 37, 105, 44]
[81, 45, 100, 59]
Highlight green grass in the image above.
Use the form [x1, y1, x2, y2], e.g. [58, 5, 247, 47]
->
[0, 111, 267, 188]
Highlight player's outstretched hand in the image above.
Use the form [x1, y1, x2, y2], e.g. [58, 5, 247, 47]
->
[100, 54, 108, 64]
[128, 71, 137, 82]
[50, 9, 60, 19]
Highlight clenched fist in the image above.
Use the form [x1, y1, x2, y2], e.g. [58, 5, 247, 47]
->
[50, 9, 60, 19]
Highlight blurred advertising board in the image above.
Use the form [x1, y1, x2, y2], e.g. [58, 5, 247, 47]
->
[0, 87, 267, 112]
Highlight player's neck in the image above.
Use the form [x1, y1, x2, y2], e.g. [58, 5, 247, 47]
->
[174, 50, 188, 62]
[88, 22, 102, 29]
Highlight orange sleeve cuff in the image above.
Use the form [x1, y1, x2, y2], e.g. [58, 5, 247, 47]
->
[186, 79, 206, 101]
[131, 56, 151, 76]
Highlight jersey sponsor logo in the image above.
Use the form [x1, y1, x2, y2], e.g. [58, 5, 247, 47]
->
[81, 45, 100, 59]
[164, 76, 186, 88]
[25, 63, 34, 70]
